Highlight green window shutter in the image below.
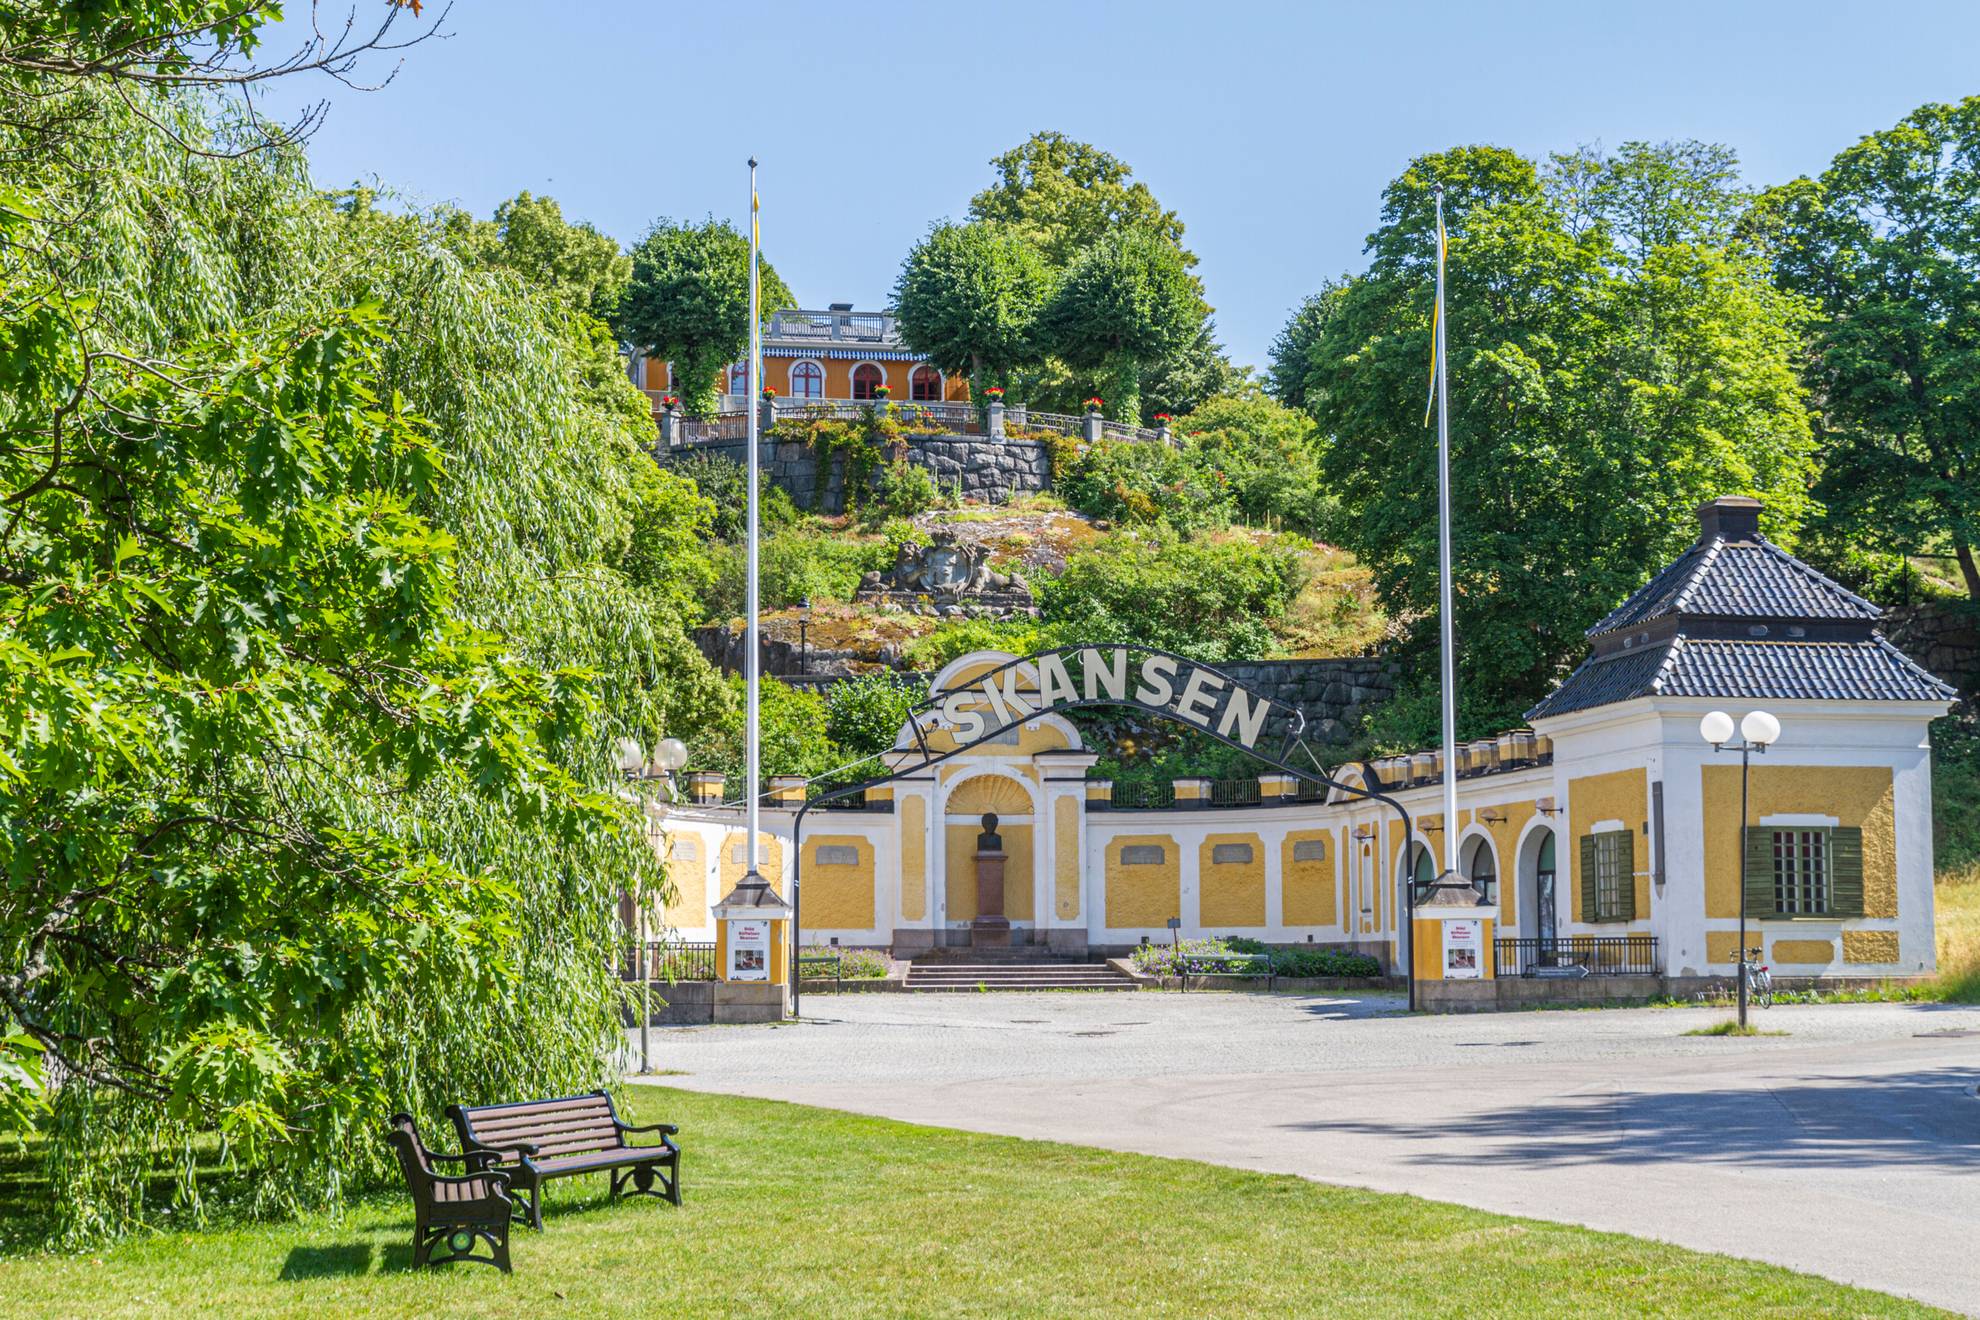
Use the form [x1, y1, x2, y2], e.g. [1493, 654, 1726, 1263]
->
[1615, 830, 1636, 922]
[1743, 828, 1776, 919]
[1579, 834, 1598, 923]
[1830, 827, 1864, 917]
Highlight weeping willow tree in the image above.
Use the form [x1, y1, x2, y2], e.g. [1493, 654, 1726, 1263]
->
[0, 48, 726, 1241]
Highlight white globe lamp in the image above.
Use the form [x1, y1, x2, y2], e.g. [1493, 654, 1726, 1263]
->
[1740, 710, 1781, 747]
[1698, 711, 1735, 747]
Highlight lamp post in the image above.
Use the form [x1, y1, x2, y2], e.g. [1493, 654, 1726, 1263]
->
[616, 737, 692, 1073]
[1700, 709, 1781, 1028]
[797, 597, 812, 676]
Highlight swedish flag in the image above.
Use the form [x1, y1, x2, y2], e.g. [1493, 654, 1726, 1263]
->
[1424, 201, 1447, 428]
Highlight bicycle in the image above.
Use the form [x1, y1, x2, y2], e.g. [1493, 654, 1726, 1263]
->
[1740, 947, 1774, 1008]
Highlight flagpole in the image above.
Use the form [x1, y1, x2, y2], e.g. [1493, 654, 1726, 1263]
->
[744, 157, 762, 879]
[1433, 184, 1459, 880]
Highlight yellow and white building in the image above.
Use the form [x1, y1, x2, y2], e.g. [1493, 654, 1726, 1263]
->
[647, 498, 1954, 991]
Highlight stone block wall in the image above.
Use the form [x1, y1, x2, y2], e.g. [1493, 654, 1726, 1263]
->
[1215, 657, 1399, 745]
[1883, 602, 1980, 697]
[662, 432, 1052, 514]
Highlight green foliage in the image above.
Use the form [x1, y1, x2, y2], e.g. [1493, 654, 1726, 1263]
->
[617, 464, 720, 618]
[1932, 717, 1980, 872]
[1175, 392, 1336, 535]
[824, 672, 920, 760]
[900, 617, 1067, 672]
[968, 131, 1190, 269]
[799, 947, 891, 979]
[446, 191, 631, 321]
[1266, 284, 1345, 411]
[1290, 142, 1815, 732]
[667, 452, 799, 541]
[1039, 228, 1205, 424]
[706, 531, 894, 617]
[1223, 939, 1384, 978]
[893, 221, 1053, 384]
[1037, 530, 1311, 664]
[1056, 439, 1230, 534]
[616, 218, 796, 415]
[868, 459, 945, 522]
[0, 83, 715, 1242]
[693, 676, 835, 783]
[1140, 320, 1243, 423]
[1756, 95, 1980, 600]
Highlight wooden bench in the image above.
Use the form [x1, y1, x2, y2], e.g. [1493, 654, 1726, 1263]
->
[385, 1113, 514, 1272]
[446, 1090, 680, 1230]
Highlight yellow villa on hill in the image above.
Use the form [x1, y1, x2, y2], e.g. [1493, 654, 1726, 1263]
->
[628, 304, 971, 414]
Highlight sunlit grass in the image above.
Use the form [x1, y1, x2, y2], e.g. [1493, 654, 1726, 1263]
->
[1683, 1020, 1789, 1037]
[0, 1088, 1941, 1318]
[1931, 860, 1980, 1002]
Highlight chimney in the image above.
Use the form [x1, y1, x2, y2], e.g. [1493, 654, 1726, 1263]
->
[1697, 495, 1762, 544]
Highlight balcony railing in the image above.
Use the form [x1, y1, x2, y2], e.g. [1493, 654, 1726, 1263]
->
[1495, 935, 1659, 978]
[766, 309, 897, 343]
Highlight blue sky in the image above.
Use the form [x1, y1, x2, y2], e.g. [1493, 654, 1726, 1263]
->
[263, 1, 1980, 371]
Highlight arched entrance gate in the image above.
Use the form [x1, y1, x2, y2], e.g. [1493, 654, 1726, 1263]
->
[791, 646, 1424, 1013]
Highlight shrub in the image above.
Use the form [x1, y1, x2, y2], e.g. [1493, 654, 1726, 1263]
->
[1268, 948, 1383, 978]
[1057, 438, 1233, 534]
[1038, 529, 1311, 664]
[1129, 938, 1258, 976]
[800, 947, 892, 980]
[706, 530, 895, 616]
[825, 672, 921, 759]
[691, 676, 836, 781]
[900, 617, 1072, 670]
[868, 458, 944, 522]
[670, 452, 799, 539]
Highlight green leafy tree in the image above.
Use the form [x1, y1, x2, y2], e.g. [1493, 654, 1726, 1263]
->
[892, 220, 1053, 388]
[1038, 228, 1204, 423]
[616, 218, 795, 415]
[1140, 320, 1242, 422]
[1756, 96, 1980, 598]
[968, 131, 1188, 268]
[1266, 284, 1345, 411]
[449, 190, 632, 320]
[824, 672, 920, 761]
[1294, 144, 1814, 732]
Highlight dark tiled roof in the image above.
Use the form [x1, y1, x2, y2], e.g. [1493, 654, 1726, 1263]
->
[1527, 635, 1955, 720]
[1589, 537, 1881, 636]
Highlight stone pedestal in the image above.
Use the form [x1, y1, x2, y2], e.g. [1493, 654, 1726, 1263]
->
[971, 847, 1011, 948]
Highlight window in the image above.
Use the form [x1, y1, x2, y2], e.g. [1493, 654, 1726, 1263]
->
[789, 360, 823, 399]
[1211, 843, 1254, 866]
[1121, 845, 1166, 866]
[852, 363, 885, 400]
[1580, 831, 1634, 923]
[1744, 826, 1863, 918]
[727, 362, 749, 398]
[1464, 838, 1497, 904]
[910, 364, 943, 401]
[1773, 830, 1829, 914]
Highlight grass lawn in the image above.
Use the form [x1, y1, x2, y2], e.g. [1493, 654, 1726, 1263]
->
[0, 1088, 1943, 1319]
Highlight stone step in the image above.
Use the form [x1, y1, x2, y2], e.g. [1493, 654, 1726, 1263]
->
[904, 961, 1137, 993]
[905, 982, 1139, 993]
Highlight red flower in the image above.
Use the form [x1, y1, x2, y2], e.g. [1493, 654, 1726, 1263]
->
[1085, 396, 1105, 408]
[1154, 413, 1171, 422]
[763, 386, 778, 398]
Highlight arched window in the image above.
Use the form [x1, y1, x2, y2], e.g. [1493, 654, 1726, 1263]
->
[1409, 842, 1436, 891]
[852, 363, 885, 400]
[1463, 836, 1497, 904]
[727, 362, 749, 398]
[910, 364, 943, 401]
[789, 360, 823, 399]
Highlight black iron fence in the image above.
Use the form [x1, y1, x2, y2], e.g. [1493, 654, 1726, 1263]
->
[1111, 781, 1175, 810]
[620, 940, 719, 983]
[1494, 935, 1660, 978]
[1209, 778, 1262, 807]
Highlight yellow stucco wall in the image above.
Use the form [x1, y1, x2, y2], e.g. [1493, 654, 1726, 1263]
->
[803, 835, 875, 930]
[1706, 930, 1755, 964]
[1771, 937, 1837, 966]
[944, 822, 1034, 922]
[900, 796, 927, 921]
[1567, 768, 1649, 922]
[660, 832, 708, 930]
[1281, 830, 1337, 927]
[1054, 797, 1081, 920]
[1844, 930, 1901, 963]
[1104, 833, 1180, 928]
[1199, 833, 1267, 927]
[719, 830, 785, 897]
[1700, 765, 1897, 919]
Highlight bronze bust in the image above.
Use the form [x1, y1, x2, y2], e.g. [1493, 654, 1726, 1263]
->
[976, 811, 1002, 853]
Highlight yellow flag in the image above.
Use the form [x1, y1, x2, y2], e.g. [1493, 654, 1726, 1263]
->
[1424, 207, 1446, 428]
[752, 187, 759, 250]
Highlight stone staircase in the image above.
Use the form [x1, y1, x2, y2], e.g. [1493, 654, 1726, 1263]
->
[903, 954, 1138, 993]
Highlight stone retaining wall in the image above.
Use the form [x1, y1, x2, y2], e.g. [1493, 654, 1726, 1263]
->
[662, 432, 1052, 514]
[1883, 601, 1980, 696]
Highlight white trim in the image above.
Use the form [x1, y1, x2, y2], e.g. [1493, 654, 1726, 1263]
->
[1760, 813, 1841, 828]
[908, 363, 945, 402]
[850, 360, 888, 400]
[786, 357, 825, 399]
[1591, 818, 1626, 834]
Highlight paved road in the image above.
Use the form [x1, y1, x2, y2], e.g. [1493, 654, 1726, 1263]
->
[628, 993, 1980, 1314]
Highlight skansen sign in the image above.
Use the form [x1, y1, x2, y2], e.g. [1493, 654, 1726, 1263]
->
[931, 646, 1285, 752]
